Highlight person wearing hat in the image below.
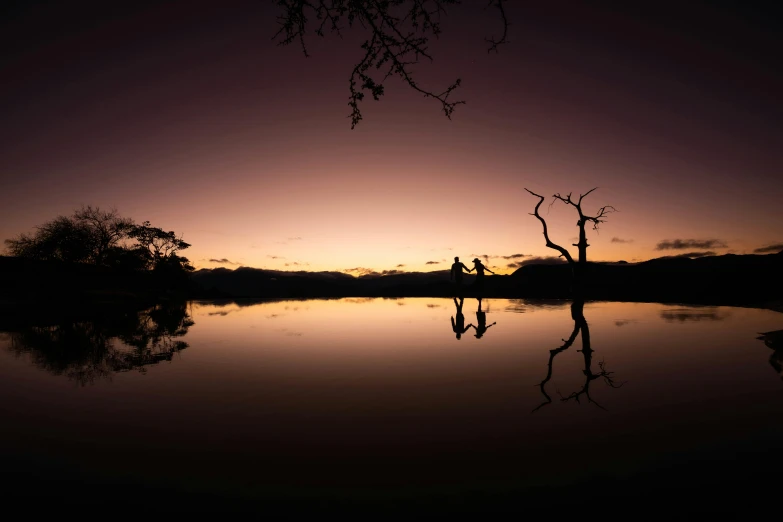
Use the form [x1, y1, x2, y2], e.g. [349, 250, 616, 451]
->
[469, 257, 495, 280]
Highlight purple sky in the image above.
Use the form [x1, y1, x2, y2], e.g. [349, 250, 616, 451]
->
[2, 1, 781, 273]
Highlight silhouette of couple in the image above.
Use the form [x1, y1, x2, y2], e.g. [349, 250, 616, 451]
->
[450, 256, 495, 292]
[451, 297, 496, 340]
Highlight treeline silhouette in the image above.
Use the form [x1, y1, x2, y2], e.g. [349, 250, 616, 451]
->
[1, 206, 196, 308]
[5, 206, 192, 272]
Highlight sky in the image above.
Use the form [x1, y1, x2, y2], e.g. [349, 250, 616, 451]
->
[2, 1, 782, 275]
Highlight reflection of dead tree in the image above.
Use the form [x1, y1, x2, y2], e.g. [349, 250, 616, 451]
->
[524, 188, 616, 297]
[532, 319, 580, 412]
[533, 300, 625, 412]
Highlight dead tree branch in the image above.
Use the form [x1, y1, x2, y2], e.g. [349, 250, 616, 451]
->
[524, 188, 575, 264]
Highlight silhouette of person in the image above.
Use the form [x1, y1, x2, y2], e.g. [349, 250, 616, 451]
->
[451, 297, 473, 340]
[450, 256, 470, 288]
[469, 257, 495, 292]
[471, 298, 496, 339]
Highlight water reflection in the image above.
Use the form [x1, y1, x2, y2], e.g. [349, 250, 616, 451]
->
[533, 299, 624, 412]
[758, 329, 783, 379]
[660, 306, 729, 322]
[472, 297, 496, 339]
[450, 297, 473, 340]
[5, 301, 193, 385]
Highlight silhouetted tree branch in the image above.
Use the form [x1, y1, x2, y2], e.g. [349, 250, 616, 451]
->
[551, 189, 617, 264]
[525, 188, 617, 296]
[73, 206, 134, 265]
[274, 0, 508, 128]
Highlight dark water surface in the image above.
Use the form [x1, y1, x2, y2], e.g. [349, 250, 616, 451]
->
[2, 298, 782, 518]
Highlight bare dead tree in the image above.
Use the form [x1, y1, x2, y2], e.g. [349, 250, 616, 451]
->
[274, 0, 509, 128]
[524, 188, 616, 296]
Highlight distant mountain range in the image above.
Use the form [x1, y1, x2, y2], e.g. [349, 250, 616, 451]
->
[1, 251, 781, 311]
[190, 251, 783, 308]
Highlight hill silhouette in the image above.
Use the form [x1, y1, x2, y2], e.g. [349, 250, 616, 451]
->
[2, 251, 781, 311]
[188, 251, 783, 308]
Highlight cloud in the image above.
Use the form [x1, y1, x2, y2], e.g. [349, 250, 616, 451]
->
[344, 298, 375, 304]
[267, 255, 285, 259]
[611, 237, 633, 243]
[343, 267, 378, 276]
[396, 264, 406, 268]
[208, 258, 239, 265]
[660, 307, 729, 323]
[208, 309, 240, 316]
[507, 256, 568, 269]
[657, 251, 716, 260]
[273, 236, 303, 245]
[284, 261, 310, 267]
[754, 243, 783, 254]
[502, 254, 528, 259]
[342, 268, 409, 277]
[425, 260, 440, 265]
[655, 239, 727, 250]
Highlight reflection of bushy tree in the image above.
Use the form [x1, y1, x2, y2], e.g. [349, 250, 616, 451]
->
[6, 302, 193, 385]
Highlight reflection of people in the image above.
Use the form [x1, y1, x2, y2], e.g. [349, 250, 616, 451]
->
[450, 256, 470, 289]
[471, 298, 496, 339]
[469, 257, 495, 292]
[451, 297, 473, 340]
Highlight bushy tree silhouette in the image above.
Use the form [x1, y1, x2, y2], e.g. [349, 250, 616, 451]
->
[5, 209, 193, 275]
[5, 206, 131, 265]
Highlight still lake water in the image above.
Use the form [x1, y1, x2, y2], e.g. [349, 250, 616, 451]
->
[2, 297, 782, 517]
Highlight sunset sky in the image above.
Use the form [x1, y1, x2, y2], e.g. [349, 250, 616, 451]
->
[2, 1, 781, 275]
